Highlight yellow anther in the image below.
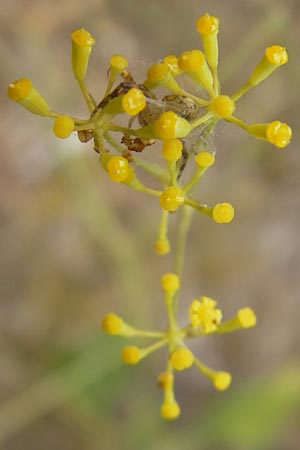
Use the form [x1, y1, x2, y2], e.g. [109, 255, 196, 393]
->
[194, 151, 215, 168]
[196, 13, 219, 35]
[160, 401, 181, 420]
[110, 54, 128, 72]
[153, 111, 192, 140]
[237, 307, 257, 328]
[189, 297, 222, 332]
[102, 313, 124, 335]
[121, 345, 141, 365]
[266, 121, 292, 148]
[71, 28, 95, 81]
[107, 156, 130, 182]
[265, 45, 288, 65]
[212, 202, 234, 223]
[163, 55, 182, 75]
[7, 78, 50, 116]
[170, 348, 194, 371]
[122, 88, 146, 115]
[161, 273, 180, 292]
[162, 139, 183, 162]
[154, 239, 170, 255]
[210, 95, 235, 118]
[159, 186, 185, 212]
[213, 371, 232, 391]
[53, 115, 75, 138]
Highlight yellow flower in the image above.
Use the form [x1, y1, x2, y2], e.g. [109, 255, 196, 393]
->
[71, 28, 95, 81]
[189, 296, 222, 332]
[107, 156, 130, 182]
[162, 139, 183, 162]
[153, 111, 192, 140]
[194, 151, 215, 168]
[7, 78, 50, 116]
[102, 313, 124, 335]
[121, 346, 141, 365]
[160, 401, 181, 420]
[210, 95, 235, 118]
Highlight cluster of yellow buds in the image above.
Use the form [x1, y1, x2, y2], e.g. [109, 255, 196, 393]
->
[7, 12, 290, 420]
[102, 273, 257, 419]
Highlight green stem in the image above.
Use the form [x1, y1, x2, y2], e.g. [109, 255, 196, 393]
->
[172, 205, 194, 280]
[78, 79, 95, 112]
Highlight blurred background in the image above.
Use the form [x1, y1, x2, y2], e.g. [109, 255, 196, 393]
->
[1, 0, 300, 449]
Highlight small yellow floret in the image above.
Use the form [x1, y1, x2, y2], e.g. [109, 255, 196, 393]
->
[211, 95, 235, 118]
[102, 313, 123, 335]
[147, 63, 170, 83]
[170, 348, 194, 371]
[178, 49, 205, 73]
[161, 401, 181, 420]
[189, 297, 222, 332]
[237, 307, 257, 328]
[121, 345, 141, 365]
[7, 77, 31, 101]
[266, 121, 292, 148]
[265, 45, 288, 65]
[53, 115, 75, 138]
[196, 13, 219, 35]
[153, 111, 192, 140]
[213, 371, 232, 391]
[155, 239, 170, 255]
[107, 156, 130, 182]
[163, 55, 181, 75]
[71, 28, 95, 47]
[212, 202, 234, 223]
[195, 151, 215, 168]
[122, 88, 146, 115]
[110, 54, 128, 71]
[162, 139, 183, 162]
[159, 187, 185, 212]
[161, 273, 180, 292]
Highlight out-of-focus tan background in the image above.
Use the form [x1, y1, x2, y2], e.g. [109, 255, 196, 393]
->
[1, 0, 300, 448]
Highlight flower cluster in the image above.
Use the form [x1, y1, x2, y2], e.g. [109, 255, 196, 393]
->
[7, 12, 291, 420]
[102, 273, 256, 419]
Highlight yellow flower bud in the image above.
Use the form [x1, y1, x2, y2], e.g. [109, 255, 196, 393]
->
[249, 45, 288, 87]
[71, 28, 95, 81]
[121, 346, 141, 365]
[159, 186, 185, 212]
[161, 273, 180, 292]
[237, 307, 257, 328]
[146, 63, 181, 93]
[170, 348, 194, 371]
[162, 139, 183, 162]
[109, 54, 128, 72]
[122, 88, 146, 115]
[53, 115, 75, 138]
[212, 202, 235, 223]
[213, 371, 232, 391]
[248, 121, 292, 148]
[102, 313, 124, 335]
[153, 111, 192, 140]
[266, 121, 292, 148]
[196, 13, 220, 70]
[107, 156, 130, 182]
[194, 151, 215, 168]
[163, 55, 182, 76]
[160, 401, 181, 420]
[178, 49, 213, 93]
[7, 78, 50, 116]
[210, 95, 235, 118]
[154, 239, 170, 255]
